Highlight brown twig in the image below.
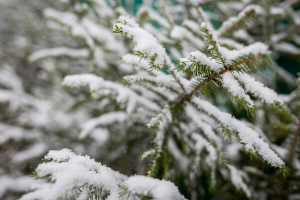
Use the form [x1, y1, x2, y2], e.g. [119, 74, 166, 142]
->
[212, 124, 222, 131]
[188, 54, 261, 97]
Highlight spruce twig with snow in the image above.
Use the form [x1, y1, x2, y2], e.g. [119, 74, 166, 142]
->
[111, 5, 290, 194]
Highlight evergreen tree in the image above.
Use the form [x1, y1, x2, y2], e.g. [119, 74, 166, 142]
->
[1, 0, 300, 199]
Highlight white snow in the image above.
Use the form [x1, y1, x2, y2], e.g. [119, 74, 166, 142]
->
[123, 175, 186, 200]
[226, 142, 243, 160]
[182, 19, 202, 36]
[20, 149, 126, 200]
[113, 16, 173, 70]
[228, 165, 251, 197]
[147, 104, 172, 128]
[0, 176, 35, 199]
[0, 123, 37, 144]
[90, 128, 109, 145]
[81, 18, 126, 54]
[218, 42, 269, 65]
[186, 105, 222, 148]
[20, 149, 186, 200]
[0, 65, 23, 93]
[222, 72, 254, 106]
[179, 50, 223, 73]
[219, 38, 245, 50]
[192, 97, 285, 167]
[232, 72, 282, 104]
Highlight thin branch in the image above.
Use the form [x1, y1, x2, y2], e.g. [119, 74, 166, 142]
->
[219, 9, 255, 38]
[189, 54, 261, 96]
[212, 124, 222, 131]
[228, 54, 261, 69]
[189, 66, 227, 96]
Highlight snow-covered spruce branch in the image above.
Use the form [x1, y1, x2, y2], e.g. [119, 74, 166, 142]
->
[177, 44, 271, 111]
[183, 51, 270, 98]
[112, 16, 172, 71]
[113, 15, 289, 177]
[113, 15, 187, 93]
[222, 72, 255, 115]
[232, 72, 283, 105]
[20, 149, 186, 200]
[190, 97, 289, 174]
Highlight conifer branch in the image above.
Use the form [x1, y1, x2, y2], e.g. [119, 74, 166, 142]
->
[188, 54, 262, 96]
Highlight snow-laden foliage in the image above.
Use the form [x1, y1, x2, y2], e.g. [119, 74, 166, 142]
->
[3, 0, 299, 199]
[20, 149, 185, 200]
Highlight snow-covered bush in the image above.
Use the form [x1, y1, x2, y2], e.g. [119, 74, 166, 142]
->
[2, 0, 299, 199]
